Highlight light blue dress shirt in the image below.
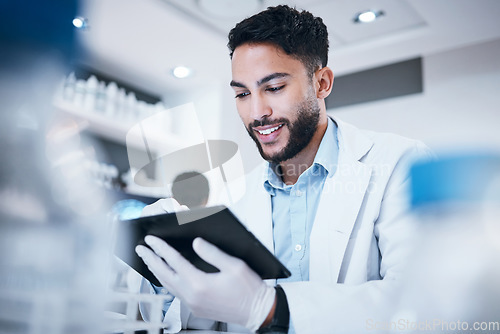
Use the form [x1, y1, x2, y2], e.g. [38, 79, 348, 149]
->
[263, 118, 338, 333]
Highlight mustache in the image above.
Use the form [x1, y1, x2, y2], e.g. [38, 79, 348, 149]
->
[248, 117, 290, 129]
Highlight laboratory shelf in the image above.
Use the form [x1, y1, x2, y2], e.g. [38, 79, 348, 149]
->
[53, 99, 184, 152]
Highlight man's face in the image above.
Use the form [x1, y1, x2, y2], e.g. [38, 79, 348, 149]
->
[230, 43, 321, 163]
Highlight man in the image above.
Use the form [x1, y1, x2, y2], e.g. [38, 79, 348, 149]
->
[135, 5, 431, 333]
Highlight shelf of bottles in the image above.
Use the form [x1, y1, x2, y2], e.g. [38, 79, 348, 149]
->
[53, 73, 181, 151]
[86, 159, 169, 199]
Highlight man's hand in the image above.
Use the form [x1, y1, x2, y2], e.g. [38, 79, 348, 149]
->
[140, 198, 188, 217]
[135, 235, 276, 331]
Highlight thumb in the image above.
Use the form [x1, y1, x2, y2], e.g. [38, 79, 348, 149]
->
[160, 198, 185, 212]
[140, 197, 184, 217]
[192, 237, 241, 271]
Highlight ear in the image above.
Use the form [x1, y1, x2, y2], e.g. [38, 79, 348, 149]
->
[315, 66, 334, 99]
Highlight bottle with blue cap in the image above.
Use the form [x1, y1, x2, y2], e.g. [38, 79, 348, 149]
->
[396, 153, 500, 330]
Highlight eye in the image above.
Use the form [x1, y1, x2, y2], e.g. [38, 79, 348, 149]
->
[235, 92, 250, 99]
[266, 85, 285, 93]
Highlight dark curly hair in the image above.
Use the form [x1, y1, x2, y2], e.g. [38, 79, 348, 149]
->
[227, 5, 329, 75]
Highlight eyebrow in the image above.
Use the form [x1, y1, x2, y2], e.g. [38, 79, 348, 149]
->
[230, 72, 290, 88]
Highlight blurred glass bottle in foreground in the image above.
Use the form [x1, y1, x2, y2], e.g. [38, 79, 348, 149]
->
[395, 154, 500, 332]
[0, 1, 111, 333]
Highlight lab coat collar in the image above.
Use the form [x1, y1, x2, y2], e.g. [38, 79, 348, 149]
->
[330, 116, 374, 162]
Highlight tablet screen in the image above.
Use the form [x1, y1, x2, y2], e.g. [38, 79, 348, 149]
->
[114, 205, 291, 286]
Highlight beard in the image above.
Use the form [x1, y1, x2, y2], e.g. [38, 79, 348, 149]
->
[245, 95, 321, 163]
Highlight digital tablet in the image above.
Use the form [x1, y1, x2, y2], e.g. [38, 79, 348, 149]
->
[114, 205, 291, 286]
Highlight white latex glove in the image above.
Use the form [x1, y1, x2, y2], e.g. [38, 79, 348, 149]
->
[140, 198, 188, 217]
[135, 235, 276, 332]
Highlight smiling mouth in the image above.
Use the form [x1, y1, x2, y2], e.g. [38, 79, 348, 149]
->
[254, 124, 283, 135]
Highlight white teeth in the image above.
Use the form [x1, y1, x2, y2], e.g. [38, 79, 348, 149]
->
[257, 124, 282, 135]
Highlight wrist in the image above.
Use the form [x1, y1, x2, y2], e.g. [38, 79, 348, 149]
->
[257, 286, 289, 334]
[260, 294, 277, 328]
[246, 283, 277, 332]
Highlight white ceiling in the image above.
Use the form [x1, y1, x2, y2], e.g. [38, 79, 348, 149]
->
[76, 0, 500, 98]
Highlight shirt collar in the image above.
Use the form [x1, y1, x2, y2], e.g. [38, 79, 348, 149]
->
[263, 117, 339, 194]
[264, 162, 285, 195]
[313, 117, 338, 177]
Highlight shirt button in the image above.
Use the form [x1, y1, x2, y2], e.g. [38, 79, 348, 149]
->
[295, 244, 302, 251]
[160, 288, 168, 294]
[295, 190, 303, 197]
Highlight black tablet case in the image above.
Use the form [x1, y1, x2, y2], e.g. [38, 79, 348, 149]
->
[114, 205, 291, 286]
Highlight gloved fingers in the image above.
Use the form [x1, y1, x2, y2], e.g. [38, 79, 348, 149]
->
[160, 198, 188, 212]
[135, 244, 177, 292]
[140, 200, 168, 217]
[140, 198, 188, 217]
[192, 237, 243, 272]
[144, 235, 197, 277]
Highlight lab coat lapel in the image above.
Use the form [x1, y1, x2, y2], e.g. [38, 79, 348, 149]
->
[310, 119, 374, 284]
[241, 165, 275, 254]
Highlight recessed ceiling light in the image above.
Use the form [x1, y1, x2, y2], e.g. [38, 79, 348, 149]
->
[354, 10, 384, 23]
[172, 66, 192, 79]
[72, 16, 88, 29]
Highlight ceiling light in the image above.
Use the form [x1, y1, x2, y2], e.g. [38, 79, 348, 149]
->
[172, 66, 192, 79]
[72, 16, 88, 29]
[354, 10, 384, 23]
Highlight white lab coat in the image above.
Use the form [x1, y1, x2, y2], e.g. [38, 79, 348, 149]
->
[157, 117, 432, 333]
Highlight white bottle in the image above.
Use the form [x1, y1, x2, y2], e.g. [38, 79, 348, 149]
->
[63, 72, 76, 102]
[116, 88, 126, 120]
[74, 79, 86, 108]
[105, 82, 118, 116]
[95, 81, 107, 113]
[136, 100, 147, 122]
[126, 92, 137, 123]
[83, 75, 98, 112]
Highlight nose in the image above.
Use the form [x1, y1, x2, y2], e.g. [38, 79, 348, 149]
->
[250, 94, 272, 121]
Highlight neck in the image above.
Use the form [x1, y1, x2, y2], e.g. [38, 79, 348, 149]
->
[279, 117, 328, 185]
